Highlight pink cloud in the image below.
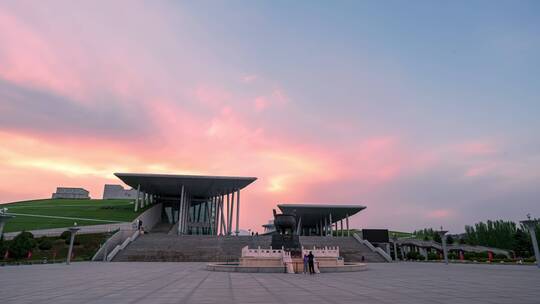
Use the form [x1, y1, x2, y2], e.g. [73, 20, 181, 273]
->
[254, 96, 269, 112]
[458, 141, 498, 156]
[426, 209, 454, 219]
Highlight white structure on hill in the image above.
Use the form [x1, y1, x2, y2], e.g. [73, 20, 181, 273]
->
[103, 184, 140, 199]
[52, 187, 90, 199]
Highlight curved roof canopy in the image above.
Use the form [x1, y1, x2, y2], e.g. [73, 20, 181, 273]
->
[277, 204, 366, 226]
[115, 173, 257, 198]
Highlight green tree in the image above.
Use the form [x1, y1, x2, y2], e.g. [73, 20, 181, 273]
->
[433, 232, 442, 243]
[8, 231, 36, 259]
[446, 235, 454, 244]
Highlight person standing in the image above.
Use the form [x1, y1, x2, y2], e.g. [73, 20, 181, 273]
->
[303, 253, 309, 274]
[308, 251, 315, 274]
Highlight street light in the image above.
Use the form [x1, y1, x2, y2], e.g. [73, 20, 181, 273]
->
[66, 226, 80, 265]
[520, 214, 540, 269]
[0, 208, 14, 237]
[392, 233, 399, 262]
[436, 227, 449, 265]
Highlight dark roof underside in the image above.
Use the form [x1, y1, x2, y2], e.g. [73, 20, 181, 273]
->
[114, 173, 257, 198]
[278, 204, 366, 226]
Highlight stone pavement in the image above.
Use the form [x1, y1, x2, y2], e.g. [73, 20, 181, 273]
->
[1, 262, 539, 304]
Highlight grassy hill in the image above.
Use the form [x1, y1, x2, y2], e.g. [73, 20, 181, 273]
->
[2, 199, 144, 233]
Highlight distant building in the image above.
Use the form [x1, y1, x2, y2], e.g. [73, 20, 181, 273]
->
[102, 184, 140, 199]
[52, 187, 90, 199]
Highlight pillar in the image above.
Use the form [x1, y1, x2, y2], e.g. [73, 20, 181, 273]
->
[177, 185, 184, 235]
[229, 191, 235, 235]
[324, 217, 328, 237]
[329, 214, 333, 237]
[219, 195, 226, 235]
[346, 215, 350, 237]
[134, 184, 140, 212]
[340, 219, 344, 237]
[235, 189, 240, 236]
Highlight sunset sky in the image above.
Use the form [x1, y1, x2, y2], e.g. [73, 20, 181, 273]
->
[1, 1, 539, 233]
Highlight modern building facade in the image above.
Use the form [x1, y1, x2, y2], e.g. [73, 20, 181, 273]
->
[102, 184, 140, 199]
[52, 187, 90, 199]
[277, 204, 366, 236]
[114, 173, 257, 236]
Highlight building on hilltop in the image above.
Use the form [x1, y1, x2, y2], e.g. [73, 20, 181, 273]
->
[102, 184, 140, 199]
[52, 187, 90, 199]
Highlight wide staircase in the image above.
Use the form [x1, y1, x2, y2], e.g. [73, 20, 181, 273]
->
[113, 234, 272, 262]
[113, 231, 387, 262]
[300, 236, 387, 262]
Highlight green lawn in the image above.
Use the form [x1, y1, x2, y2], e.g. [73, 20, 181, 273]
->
[2, 199, 145, 233]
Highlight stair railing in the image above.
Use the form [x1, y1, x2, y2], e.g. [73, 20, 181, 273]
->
[352, 233, 393, 262]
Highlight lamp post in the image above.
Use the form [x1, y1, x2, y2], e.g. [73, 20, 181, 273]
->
[392, 234, 399, 262]
[436, 227, 449, 265]
[520, 214, 540, 269]
[0, 208, 14, 237]
[66, 227, 80, 265]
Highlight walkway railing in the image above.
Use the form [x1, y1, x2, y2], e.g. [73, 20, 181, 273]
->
[352, 233, 393, 262]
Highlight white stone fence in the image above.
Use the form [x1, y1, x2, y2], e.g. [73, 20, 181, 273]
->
[241, 246, 290, 258]
[241, 246, 340, 259]
[302, 246, 340, 258]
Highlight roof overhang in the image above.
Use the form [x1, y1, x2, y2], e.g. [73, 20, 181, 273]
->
[277, 203, 366, 226]
[114, 173, 257, 198]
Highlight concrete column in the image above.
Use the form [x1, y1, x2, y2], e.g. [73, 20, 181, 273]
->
[229, 191, 235, 235]
[324, 217, 328, 237]
[226, 193, 230, 235]
[219, 196, 226, 235]
[134, 184, 140, 212]
[235, 189, 240, 236]
[329, 213, 333, 237]
[66, 227, 80, 265]
[184, 194, 189, 234]
[521, 218, 540, 268]
[177, 185, 184, 235]
[346, 215, 350, 237]
[393, 242, 398, 261]
[340, 219, 344, 237]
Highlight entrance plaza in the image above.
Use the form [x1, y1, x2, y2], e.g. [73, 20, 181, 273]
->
[1, 262, 539, 304]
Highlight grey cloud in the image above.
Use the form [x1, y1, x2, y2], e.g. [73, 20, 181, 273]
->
[0, 79, 153, 139]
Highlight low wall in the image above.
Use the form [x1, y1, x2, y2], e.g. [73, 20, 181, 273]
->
[135, 203, 162, 232]
[3, 222, 132, 240]
[92, 203, 162, 261]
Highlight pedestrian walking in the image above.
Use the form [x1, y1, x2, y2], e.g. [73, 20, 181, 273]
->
[308, 251, 315, 274]
[303, 253, 309, 274]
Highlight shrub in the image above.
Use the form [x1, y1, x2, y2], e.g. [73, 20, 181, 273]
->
[448, 252, 458, 260]
[37, 237, 53, 250]
[9, 231, 36, 259]
[0, 236, 6, 260]
[427, 252, 439, 260]
[406, 251, 421, 260]
[494, 254, 507, 259]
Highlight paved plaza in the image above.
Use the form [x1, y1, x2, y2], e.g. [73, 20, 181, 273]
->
[1, 262, 539, 304]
